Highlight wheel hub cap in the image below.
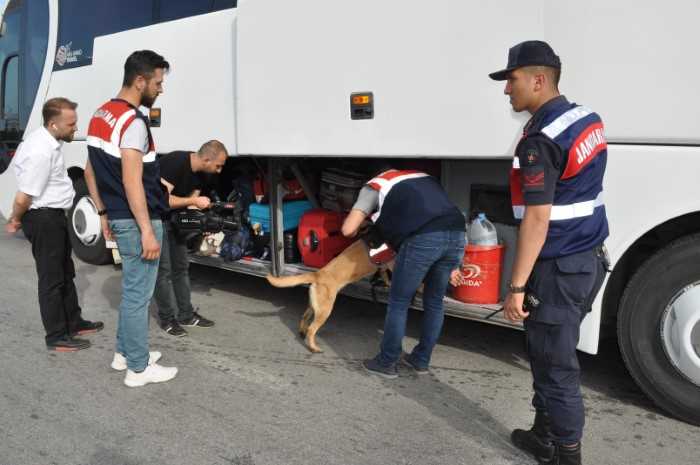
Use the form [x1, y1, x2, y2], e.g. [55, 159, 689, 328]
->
[661, 283, 700, 387]
[71, 196, 101, 246]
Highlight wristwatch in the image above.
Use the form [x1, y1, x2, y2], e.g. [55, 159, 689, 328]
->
[97, 209, 107, 216]
[508, 283, 526, 294]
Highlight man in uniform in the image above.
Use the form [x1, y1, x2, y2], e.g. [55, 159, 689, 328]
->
[84, 50, 178, 387]
[154, 140, 228, 336]
[490, 41, 609, 465]
[342, 166, 466, 378]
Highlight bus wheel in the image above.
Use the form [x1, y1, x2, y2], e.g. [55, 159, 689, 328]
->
[68, 177, 113, 265]
[618, 234, 700, 426]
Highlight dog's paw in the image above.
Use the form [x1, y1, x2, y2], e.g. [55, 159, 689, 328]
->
[305, 341, 323, 354]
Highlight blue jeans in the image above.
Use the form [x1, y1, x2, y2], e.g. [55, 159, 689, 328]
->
[376, 229, 466, 368]
[109, 219, 163, 372]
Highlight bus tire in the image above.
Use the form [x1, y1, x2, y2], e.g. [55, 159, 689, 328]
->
[618, 234, 700, 426]
[68, 177, 113, 265]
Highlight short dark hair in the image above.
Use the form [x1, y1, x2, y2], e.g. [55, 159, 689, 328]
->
[545, 65, 561, 87]
[525, 65, 561, 88]
[197, 140, 228, 158]
[42, 97, 77, 126]
[122, 50, 170, 87]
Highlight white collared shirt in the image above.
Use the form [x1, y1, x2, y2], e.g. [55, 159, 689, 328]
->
[12, 126, 75, 209]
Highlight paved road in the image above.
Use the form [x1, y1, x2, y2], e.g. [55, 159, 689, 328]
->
[0, 231, 697, 465]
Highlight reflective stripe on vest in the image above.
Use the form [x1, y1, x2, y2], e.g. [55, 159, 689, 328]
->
[512, 188, 604, 221]
[367, 170, 428, 222]
[87, 100, 157, 161]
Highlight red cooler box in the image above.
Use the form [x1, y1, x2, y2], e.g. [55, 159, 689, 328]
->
[452, 244, 505, 304]
[297, 209, 354, 268]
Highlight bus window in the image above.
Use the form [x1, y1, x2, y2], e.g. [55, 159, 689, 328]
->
[0, 0, 20, 78]
[211, 0, 238, 11]
[21, 0, 49, 128]
[2, 55, 19, 124]
[54, 0, 153, 71]
[157, 0, 210, 22]
[157, 0, 237, 23]
[0, 0, 20, 138]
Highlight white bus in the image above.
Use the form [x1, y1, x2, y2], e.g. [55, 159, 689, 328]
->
[1, 0, 699, 426]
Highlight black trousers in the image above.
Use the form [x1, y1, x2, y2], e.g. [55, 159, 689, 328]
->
[523, 247, 607, 445]
[21, 208, 83, 343]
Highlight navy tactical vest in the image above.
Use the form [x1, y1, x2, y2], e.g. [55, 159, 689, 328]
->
[510, 101, 609, 258]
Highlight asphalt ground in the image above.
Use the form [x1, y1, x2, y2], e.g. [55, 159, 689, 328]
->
[0, 230, 697, 465]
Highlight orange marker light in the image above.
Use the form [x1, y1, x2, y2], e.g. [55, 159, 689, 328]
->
[352, 95, 370, 105]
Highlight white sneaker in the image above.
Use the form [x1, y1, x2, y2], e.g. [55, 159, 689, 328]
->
[110, 351, 162, 371]
[123, 363, 178, 387]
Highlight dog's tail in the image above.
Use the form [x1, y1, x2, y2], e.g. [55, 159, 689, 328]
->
[266, 272, 317, 288]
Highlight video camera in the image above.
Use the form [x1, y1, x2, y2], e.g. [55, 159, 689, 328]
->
[171, 200, 246, 240]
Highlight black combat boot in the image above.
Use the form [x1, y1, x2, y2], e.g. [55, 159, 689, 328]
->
[556, 443, 582, 465]
[511, 411, 556, 464]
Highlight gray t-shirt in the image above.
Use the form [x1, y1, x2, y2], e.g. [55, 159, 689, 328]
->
[352, 185, 379, 215]
[120, 117, 149, 153]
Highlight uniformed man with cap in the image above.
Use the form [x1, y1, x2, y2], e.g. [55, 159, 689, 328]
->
[489, 40, 609, 465]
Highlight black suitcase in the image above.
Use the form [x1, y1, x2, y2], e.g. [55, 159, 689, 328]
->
[319, 168, 367, 212]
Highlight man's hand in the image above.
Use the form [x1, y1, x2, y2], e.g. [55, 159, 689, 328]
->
[342, 209, 368, 237]
[503, 291, 529, 322]
[141, 229, 161, 260]
[100, 216, 113, 241]
[5, 218, 21, 234]
[193, 196, 211, 210]
[449, 269, 464, 287]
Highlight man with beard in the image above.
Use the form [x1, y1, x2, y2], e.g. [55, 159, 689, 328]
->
[5, 97, 103, 351]
[84, 50, 178, 387]
[155, 140, 228, 337]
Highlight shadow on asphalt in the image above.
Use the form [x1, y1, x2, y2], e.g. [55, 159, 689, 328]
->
[186, 263, 662, 419]
[79, 257, 664, 427]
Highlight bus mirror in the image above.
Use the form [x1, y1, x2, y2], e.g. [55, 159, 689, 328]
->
[0, 21, 6, 38]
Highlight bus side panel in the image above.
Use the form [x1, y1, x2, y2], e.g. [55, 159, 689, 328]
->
[236, 0, 539, 157]
[578, 144, 700, 353]
[545, 0, 700, 144]
[44, 9, 238, 155]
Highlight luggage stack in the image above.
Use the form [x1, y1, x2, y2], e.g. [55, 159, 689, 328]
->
[220, 163, 373, 266]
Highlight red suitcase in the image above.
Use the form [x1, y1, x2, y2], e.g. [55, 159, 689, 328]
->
[297, 209, 354, 268]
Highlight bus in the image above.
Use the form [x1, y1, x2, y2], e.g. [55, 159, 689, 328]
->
[1, 0, 699, 426]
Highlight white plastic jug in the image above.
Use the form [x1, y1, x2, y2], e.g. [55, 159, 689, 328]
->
[468, 213, 498, 246]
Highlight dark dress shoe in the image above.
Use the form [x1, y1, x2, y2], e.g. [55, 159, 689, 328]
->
[74, 320, 104, 335]
[46, 336, 91, 352]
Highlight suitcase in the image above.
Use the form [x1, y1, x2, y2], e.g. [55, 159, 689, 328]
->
[248, 200, 313, 233]
[297, 209, 355, 268]
[319, 168, 366, 212]
[253, 175, 306, 203]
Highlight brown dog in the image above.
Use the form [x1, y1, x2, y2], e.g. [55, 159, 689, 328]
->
[266, 240, 389, 353]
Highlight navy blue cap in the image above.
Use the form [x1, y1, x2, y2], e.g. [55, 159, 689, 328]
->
[489, 40, 561, 81]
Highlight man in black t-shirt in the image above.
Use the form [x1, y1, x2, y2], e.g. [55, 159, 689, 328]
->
[154, 140, 228, 336]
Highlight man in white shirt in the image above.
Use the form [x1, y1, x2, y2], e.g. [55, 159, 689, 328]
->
[5, 97, 103, 352]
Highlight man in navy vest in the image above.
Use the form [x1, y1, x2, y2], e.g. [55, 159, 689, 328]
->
[490, 41, 609, 465]
[85, 50, 178, 387]
[342, 164, 466, 378]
